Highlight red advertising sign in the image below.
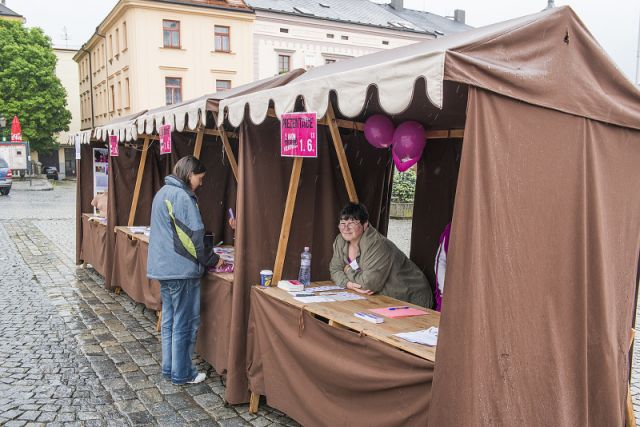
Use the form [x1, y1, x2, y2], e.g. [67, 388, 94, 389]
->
[160, 124, 172, 155]
[280, 112, 317, 158]
[10, 115, 22, 142]
[109, 134, 119, 157]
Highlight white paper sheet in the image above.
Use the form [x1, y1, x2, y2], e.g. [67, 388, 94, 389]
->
[320, 292, 366, 301]
[293, 295, 337, 303]
[394, 327, 439, 346]
[308, 285, 342, 292]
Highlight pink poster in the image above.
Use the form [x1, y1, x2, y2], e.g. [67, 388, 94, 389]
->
[280, 112, 317, 158]
[109, 134, 119, 157]
[160, 124, 172, 155]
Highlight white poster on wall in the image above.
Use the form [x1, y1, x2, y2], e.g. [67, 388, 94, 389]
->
[93, 148, 109, 197]
[75, 135, 81, 160]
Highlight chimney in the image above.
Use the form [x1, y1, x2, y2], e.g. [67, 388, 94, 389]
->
[390, 0, 403, 11]
[1, 1, 5, 5]
[454, 9, 466, 24]
[546, 0, 555, 9]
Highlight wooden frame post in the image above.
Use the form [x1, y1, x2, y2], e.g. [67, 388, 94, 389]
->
[219, 125, 239, 182]
[272, 157, 303, 284]
[627, 329, 637, 427]
[326, 102, 358, 203]
[193, 126, 205, 159]
[128, 137, 150, 226]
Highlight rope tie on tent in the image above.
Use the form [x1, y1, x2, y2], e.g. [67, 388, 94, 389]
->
[298, 306, 307, 337]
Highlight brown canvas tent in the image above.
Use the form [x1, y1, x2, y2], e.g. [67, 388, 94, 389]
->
[215, 6, 640, 425]
[72, 69, 305, 374]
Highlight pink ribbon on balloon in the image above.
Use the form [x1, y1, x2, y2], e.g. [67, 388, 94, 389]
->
[392, 150, 420, 172]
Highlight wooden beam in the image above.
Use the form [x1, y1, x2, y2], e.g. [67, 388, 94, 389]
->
[627, 329, 637, 427]
[326, 102, 358, 203]
[249, 392, 260, 413]
[193, 127, 204, 159]
[272, 157, 303, 284]
[268, 108, 464, 139]
[128, 137, 150, 227]
[219, 125, 239, 182]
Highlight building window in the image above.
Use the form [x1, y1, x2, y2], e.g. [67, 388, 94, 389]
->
[110, 85, 115, 112]
[216, 80, 231, 92]
[125, 78, 130, 108]
[215, 26, 230, 52]
[382, 40, 389, 45]
[280, 28, 289, 33]
[122, 22, 127, 50]
[278, 54, 290, 74]
[115, 29, 120, 54]
[117, 81, 122, 111]
[325, 58, 336, 64]
[341, 35, 349, 40]
[326, 33, 334, 39]
[109, 34, 113, 58]
[163, 20, 180, 48]
[165, 77, 182, 105]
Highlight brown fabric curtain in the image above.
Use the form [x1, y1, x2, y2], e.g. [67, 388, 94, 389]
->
[76, 142, 103, 264]
[410, 138, 462, 286]
[226, 118, 393, 404]
[105, 145, 142, 289]
[429, 88, 640, 426]
[195, 274, 233, 375]
[247, 289, 434, 426]
[81, 216, 108, 276]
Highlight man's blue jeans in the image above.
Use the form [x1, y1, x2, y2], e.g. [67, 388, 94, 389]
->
[159, 278, 200, 384]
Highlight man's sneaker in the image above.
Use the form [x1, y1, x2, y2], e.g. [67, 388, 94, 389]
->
[187, 372, 206, 384]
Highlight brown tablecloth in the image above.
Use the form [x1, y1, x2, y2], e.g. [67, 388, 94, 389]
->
[195, 273, 233, 376]
[80, 216, 108, 277]
[247, 288, 435, 427]
[111, 231, 161, 311]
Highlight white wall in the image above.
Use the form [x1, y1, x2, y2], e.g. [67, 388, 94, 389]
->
[54, 48, 81, 178]
[253, 11, 433, 79]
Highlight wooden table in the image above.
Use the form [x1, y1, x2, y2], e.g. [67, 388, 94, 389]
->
[114, 225, 149, 244]
[249, 282, 440, 413]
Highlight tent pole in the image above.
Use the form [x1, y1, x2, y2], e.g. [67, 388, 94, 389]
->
[627, 329, 637, 427]
[193, 127, 205, 159]
[218, 126, 239, 182]
[326, 102, 358, 203]
[272, 157, 303, 284]
[127, 137, 150, 226]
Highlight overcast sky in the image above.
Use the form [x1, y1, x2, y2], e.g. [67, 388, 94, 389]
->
[7, 0, 640, 83]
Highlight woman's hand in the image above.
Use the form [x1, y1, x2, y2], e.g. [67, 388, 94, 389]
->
[228, 217, 237, 230]
[215, 258, 224, 269]
[346, 281, 374, 295]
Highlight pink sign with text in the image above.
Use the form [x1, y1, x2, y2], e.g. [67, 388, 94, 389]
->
[280, 112, 317, 158]
[109, 135, 119, 157]
[160, 124, 172, 155]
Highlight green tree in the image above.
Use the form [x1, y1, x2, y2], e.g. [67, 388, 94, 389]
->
[391, 168, 417, 203]
[0, 20, 71, 152]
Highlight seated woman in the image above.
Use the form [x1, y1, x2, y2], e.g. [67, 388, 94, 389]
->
[329, 203, 433, 308]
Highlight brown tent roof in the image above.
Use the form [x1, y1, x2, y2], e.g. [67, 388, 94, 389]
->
[219, 6, 640, 130]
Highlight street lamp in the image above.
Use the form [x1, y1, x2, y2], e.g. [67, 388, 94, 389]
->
[0, 115, 6, 142]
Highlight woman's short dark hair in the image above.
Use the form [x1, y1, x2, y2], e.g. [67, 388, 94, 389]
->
[173, 155, 206, 185]
[339, 202, 369, 223]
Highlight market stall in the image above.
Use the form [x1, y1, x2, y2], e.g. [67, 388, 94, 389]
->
[216, 6, 640, 426]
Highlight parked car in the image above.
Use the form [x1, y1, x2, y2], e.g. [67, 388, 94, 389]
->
[0, 158, 12, 195]
[44, 166, 59, 180]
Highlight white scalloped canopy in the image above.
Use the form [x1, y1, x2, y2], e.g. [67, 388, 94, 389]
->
[218, 49, 446, 127]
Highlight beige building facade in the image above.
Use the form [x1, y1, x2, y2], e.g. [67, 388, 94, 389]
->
[75, 0, 255, 130]
[53, 48, 81, 178]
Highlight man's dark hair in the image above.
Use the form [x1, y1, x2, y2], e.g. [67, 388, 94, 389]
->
[173, 155, 206, 185]
[339, 203, 369, 223]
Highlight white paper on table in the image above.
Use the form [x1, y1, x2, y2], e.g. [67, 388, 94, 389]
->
[394, 327, 439, 346]
[320, 292, 366, 301]
[309, 285, 342, 292]
[293, 295, 337, 303]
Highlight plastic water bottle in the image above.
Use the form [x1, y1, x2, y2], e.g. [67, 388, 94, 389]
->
[298, 247, 312, 286]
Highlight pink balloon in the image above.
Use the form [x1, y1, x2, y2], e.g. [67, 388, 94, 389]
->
[364, 114, 395, 149]
[392, 121, 426, 172]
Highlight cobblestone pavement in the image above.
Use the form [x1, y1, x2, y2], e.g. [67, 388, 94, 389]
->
[0, 182, 298, 426]
[2, 182, 640, 424]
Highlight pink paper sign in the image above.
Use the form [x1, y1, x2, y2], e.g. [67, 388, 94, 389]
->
[160, 124, 172, 155]
[369, 307, 428, 318]
[109, 135, 119, 157]
[280, 112, 317, 158]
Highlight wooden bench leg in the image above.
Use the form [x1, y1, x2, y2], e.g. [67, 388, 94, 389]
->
[156, 311, 162, 332]
[114, 287, 122, 295]
[82, 262, 87, 268]
[249, 392, 260, 414]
